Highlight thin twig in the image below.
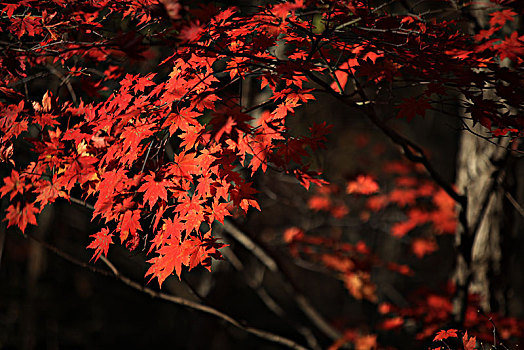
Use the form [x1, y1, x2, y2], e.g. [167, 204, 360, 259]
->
[28, 234, 113, 277]
[46, 64, 78, 104]
[504, 191, 524, 218]
[333, 0, 399, 32]
[477, 309, 510, 350]
[140, 141, 154, 174]
[69, 196, 95, 210]
[242, 98, 274, 114]
[223, 219, 278, 272]
[317, 49, 344, 94]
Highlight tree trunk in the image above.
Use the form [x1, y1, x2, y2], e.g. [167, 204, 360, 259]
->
[454, 123, 509, 323]
[453, 3, 520, 324]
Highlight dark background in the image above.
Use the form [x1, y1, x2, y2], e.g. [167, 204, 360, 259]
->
[1, 0, 524, 349]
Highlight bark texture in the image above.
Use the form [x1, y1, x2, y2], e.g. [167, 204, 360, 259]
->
[452, 2, 522, 324]
[455, 124, 508, 322]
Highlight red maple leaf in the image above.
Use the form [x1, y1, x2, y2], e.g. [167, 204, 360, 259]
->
[62, 155, 98, 191]
[35, 177, 67, 206]
[434, 329, 458, 341]
[489, 9, 516, 27]
[462, 331, 477, 350]
[308, 195, 331, 211]
[87, 228, 114, 262]
[146, 237, 199, 286]
[366, 195, 388, 212]
[169, 152, 199, 178]
[146, 243, 185, 286]
[119, 210, 142, 243]
[149, 217, 183, 253]
[5, 202, 39, 232]
[159, 0, 182, 20]
[179, 21, 203, 42]
[1, 3, 20, 18]
[0, 170, 26, 200]
[184, 208, 205, 233]
[196, 174, 213, 198]
[197, 236, 225, 271]
[379, 317, 404, 330]
[272, 0, 304, 18]
[175, 194, 204, 217]
[494, 31, 524, 62]
[138, 173, 169, 208]
[308, 121, 333, 151]
[162, 106, 200, 134]
[391, 220, 416, 238]
[120, 123, 155, 156]
[211, 199, 230, 224]
[0, 143, 14, 165]
[178, 125, 204, 149]
[411, 238, 438, 258]
[283, 227, 304, 243]
[133, 74, 156, 94]
[346, 175, 379, 195]
[389, 188, 417, 206]
[396, 96, 432, 121]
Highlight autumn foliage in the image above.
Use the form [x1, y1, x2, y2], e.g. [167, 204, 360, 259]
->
[1, 0, 523, 348]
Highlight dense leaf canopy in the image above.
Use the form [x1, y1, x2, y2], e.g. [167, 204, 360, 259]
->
[0, 1, 523, 347]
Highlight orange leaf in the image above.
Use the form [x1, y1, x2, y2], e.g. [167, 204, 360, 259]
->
[346, 175, 379, 195]
[5, 202, 39, 233]
[87, 228, 114, 262]
[283, 227, 304, 243]
[411, 237, 438, 258]
[138, 173, 169, 208]
[308, 195, 331, 211]
[380, 316, 404, 330]
[434, 329, 458, 341]
[463, 331, 477, 350]
[119, 210, 142, 243]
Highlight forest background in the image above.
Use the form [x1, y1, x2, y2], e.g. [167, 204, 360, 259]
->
[0, 0, 523, 349]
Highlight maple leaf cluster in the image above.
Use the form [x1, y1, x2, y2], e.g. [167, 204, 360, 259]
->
[371, 285, 524, 346]
[0, 0, 522, 289]
[0, 0, 327, 285]
[430, 329, 478, 350]
[277, 129, 512, 346]
[283, 226, 416, 302]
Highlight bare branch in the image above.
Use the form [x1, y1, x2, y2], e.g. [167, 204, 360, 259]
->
[28, 234, 310, 350]
[505, 191, 524, 219]
[222, 219, 343, 343]
[223, 219, 278, 272]
[46, 64, 78, 104]
[217, 232, 322, 350]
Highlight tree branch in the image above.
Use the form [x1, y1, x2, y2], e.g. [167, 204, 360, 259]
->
[46, 64, 78, 104]
[222, 219, 343, 343]
[505, 191, 524, 219]
[216, 233, 322, 350]
[27, 234, 310, 350]
[364, 107, 466, 206]
[304, 70, 466, 206]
